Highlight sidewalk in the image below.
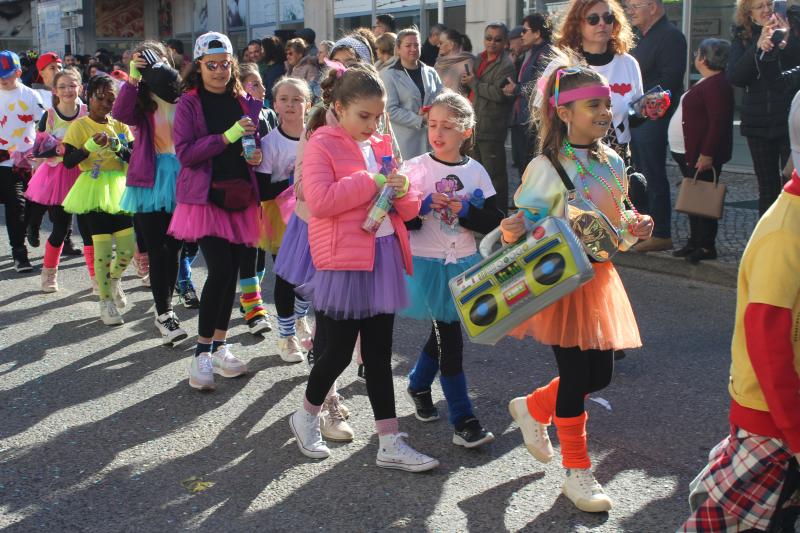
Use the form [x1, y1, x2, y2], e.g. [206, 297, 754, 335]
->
[506, 150, 758, 288]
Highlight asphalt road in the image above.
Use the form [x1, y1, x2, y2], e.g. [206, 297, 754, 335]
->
[0, 227, 740, 532]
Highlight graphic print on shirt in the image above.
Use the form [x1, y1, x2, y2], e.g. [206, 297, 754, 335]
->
[610, 83, 632, 97]
[434, 174, 464, 233]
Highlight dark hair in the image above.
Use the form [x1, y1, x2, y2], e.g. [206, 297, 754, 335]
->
[165, 39, 184, 55]
[181, 54, 244, 96]
[262, 35, 286, 64]
[523, 13, 554, 43]
[536, 59, 608, 160]
[441, 28, 471, 52]
[376, 14, 396, 32]
[697, 38, 731, 71]
[247, 39, 262, 49]
[306, 63, 385, 134]
[132, 41, 175, 113]
[86, 74, 116, 110]
[95, 52, 113, 71]
[430, 23, 447, 36]
[51, 68, 83, 107]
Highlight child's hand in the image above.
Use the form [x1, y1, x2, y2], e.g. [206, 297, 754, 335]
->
[447, 198, 463, 214]
[245, 147, 262, 166]
[629, 214, 654, 238]
[500, 212, 526, 243]
[93, 132, 108, 147]
[386, 172, 408, 194]
[429, 192, 450, 210]
[238, 117, 257, 136]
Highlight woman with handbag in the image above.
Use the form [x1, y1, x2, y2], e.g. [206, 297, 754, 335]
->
[167, 32, 263, 391]
[669, 38, 734, 263]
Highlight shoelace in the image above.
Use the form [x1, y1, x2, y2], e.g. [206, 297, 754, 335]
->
[575, 470, 603, 494]
[326, 395, 345, 421]
[106, 301, 121, 316]
[162, 317, 181, 332]
[198, 356, 214, 373]
[392, 433, 425, 460]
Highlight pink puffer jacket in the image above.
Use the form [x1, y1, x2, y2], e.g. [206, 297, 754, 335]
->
[303, 124, 420, 273]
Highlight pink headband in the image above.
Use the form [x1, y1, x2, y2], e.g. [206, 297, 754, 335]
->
[548, 85, 610, 108]
[324, 58, 347, 78]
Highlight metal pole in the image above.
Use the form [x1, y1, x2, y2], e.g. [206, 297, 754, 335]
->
[682, 0, 692, 91]
[420, 0, 427, 37]
[372, 0, 377, 28]
[276, 0, 281, 29]
[438, 0, 444, 23]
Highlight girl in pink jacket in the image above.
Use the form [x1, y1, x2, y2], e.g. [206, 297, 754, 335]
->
[288, 63, 438, 473]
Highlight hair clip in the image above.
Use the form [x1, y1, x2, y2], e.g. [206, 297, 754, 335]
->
[324, 58, 347, 78]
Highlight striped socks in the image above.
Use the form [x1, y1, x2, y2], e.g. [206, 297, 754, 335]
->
[278, 298, 311, 338]
[239, 276, 266, 322]
[294, 298, 310, 318]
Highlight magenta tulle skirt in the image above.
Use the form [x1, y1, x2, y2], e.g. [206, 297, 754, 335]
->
[274, 213, 316, 286]
[25, 163, 80, 206]
[168, 201, 260, 245]
[297, 235, 409, 320]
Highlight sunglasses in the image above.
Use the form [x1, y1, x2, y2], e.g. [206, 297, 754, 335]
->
[484, 36, 505, 43]
[586, 12, 616, 25]
[201, 60, 232, 71]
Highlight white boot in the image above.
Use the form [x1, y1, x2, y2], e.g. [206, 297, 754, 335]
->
[41, 267, 58, 292]
[296, 316, 313, 350]
[289, 409, 330, 459]
[562, 468, 613, 513]
[376, 433, 439, 472]
[508, 397, 554, 463]
[320, 393, 354, 442]
[278, 335, 305, 363]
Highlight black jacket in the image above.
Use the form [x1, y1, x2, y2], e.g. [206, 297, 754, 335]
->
[727, 24, 800, 139]
[631, 15, 687, 120]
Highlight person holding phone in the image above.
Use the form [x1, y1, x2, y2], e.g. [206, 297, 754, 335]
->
[433, 28, 474, 97]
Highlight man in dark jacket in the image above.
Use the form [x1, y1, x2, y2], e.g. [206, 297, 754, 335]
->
[421, 24, 445, 67]
[463, 22, 516, 213]
[503, 13, 553, 178]
[627, 0, 687, 252]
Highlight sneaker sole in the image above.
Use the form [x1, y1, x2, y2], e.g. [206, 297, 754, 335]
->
[404, 389, 440, 422]
[188, 377, 215, 391]
[508, 400, 553, 464]
[279, 353, 305, 363]
[162, 331, 189, 346]
[375, 457, 439, 472]
[321, 429, 354, 442]
[563, 488, 613, 513]
[41, 286, 58, 293]
[213, 367, 247, 378]
[249, 323, 272, 335]
[453, 431, 496, 449]
[15, 266, 33, 273]
[289, 416, 331, 459]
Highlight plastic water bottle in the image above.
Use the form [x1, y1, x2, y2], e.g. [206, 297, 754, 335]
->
[240, 115, 257, 160]
[362, 155, 396, 233]
[469, 188, 485, 209]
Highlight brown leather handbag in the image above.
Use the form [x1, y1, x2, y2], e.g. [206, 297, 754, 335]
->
[675, 167, 726, 220]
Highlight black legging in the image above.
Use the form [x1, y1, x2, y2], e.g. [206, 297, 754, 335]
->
[423, 321, 464, 376]
[133, 216, 148, 253]
[553, 345, 614, 418]
[198, 237, 245, 338]
[274, 274, 296, 318]
[746, 135, 791, 216]
[238, 246, 260, 279]
[135, 212, 182, 315]
[47, 206, 92, 247]
[306, 312, 396, 420]
[84, 212, 133, 235]
[0, 166, 27, 249]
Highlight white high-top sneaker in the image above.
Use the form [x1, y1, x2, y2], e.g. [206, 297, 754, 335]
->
[109, 277, 127, 310]
[320, 393, 354, 442]
[376, 433, 439, 472]
[296, 316, 313, 350]
[508, 397, 554, 463]
[277, 336, 305, 363]
[99, 299, 123, 326]
[289, 409, 330, 459]
[562, 468, 613, 513]
[41, 267, 58, 292]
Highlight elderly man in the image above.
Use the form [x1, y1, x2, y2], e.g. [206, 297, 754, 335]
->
[421, 24, 446, 67]
[627, 0, 687, 252]
[462, 22, 516, 213]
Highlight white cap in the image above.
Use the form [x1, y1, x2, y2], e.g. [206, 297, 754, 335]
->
[193, 32, 233, 60]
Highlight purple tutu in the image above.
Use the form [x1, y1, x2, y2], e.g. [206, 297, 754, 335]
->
[25, 163, 80, 206]
[274, 214, 316, 286]
[298, 235, 408, 320]
[168, 202, 260, 245]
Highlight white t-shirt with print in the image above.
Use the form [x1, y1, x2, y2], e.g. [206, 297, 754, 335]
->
[405, 152, 496, 261]
[256, 126, 300, 182]
[0, 84, 45, 167]
[591, 53, 643, 145]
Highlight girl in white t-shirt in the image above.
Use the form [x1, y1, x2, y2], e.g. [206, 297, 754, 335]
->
[402, 90, 504, 448]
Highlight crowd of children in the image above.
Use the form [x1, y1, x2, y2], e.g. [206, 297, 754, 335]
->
[3, 26, 796, 526]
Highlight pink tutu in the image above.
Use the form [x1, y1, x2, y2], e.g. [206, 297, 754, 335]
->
[168, 202, 260, 245]
[25, 163, 80, 206]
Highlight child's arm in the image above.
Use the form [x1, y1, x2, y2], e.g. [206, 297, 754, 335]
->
[173, 98, 228, 168]
[459, 194, 504, 234]
[62, 144, 88, 168]
[111, 82, 145, 127]
[392, 179, 421, 221]
[303, 138, 378, 218]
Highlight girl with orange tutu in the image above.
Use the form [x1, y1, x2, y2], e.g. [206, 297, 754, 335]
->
[500, 64, 653, 513]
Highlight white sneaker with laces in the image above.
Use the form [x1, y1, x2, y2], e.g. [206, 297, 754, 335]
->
[109, 277, 127, 310]
[277, 335, 305, 363]
[296, 316, 313, 350]
[289, 409, 330, 459]
[508, 397, 554, 463]
[41, 267, 58, 292]
[99, 299, 123, 326]
[155, 311, 188, 346]
[320, 393, 354, 442]
[211, 345, 247, 377]
[188, 353, 215, 390]
[562, 468, 613, 513]
[376, 432, 439, 472]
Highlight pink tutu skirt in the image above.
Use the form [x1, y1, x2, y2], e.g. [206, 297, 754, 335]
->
[509, 262, 642, 351]
[168, 201, 260, 245]
[25, 163, 80, 206]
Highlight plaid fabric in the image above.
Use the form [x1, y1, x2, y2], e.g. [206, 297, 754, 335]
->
[681, 426, 793, 532]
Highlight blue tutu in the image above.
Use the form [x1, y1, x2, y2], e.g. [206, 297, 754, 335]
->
[120, 153, 179, 213]
[402, 253, 482, 323]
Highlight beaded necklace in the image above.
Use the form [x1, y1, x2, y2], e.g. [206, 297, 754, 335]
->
[562, 139, 638, 226]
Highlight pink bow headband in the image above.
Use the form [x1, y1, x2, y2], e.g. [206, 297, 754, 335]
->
[324, 58, 347, 78]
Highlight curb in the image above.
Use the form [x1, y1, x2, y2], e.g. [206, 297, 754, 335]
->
[614, 251, 739, 288]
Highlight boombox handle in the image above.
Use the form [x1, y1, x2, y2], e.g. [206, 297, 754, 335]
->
[479, 227, 503, 258]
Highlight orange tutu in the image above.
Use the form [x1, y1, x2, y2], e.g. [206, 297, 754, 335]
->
[509, 261, 641, 351]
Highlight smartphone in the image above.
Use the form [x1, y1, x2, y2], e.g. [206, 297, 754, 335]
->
[464, 64, 470, 75]
[775, 0, 787, 19]
[500, 78, 510, 88]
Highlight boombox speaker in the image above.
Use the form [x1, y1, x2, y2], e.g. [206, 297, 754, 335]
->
[449, 216, 594, 345]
